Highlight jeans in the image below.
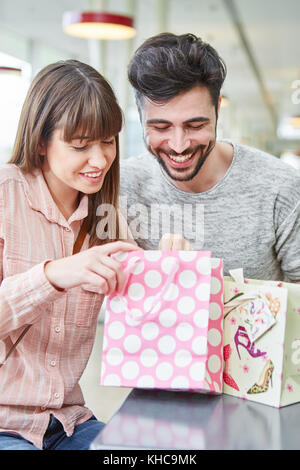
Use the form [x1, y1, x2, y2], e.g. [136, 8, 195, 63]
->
[0, 414, 105, 450]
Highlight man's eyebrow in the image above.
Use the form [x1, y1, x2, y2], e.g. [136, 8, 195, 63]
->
[183, 117, 210, 124]
[146, 117, 210, 125]
[146, 119, 171, 125]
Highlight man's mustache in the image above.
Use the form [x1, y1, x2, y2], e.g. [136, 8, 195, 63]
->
[157, 144, 206, 157]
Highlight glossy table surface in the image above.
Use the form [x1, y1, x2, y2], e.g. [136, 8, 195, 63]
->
[91, 388, 300, 450]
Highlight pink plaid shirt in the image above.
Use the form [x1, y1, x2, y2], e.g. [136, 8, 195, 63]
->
[0, 164, 104, 449]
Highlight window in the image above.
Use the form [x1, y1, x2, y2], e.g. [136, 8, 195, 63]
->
[0, 52, 31, 164]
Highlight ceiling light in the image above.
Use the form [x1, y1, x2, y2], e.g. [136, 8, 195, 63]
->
[288, 116, 300, 128]
[63, 11, 136, 40]
[0, 66, 22, 76]
[221, 94, 229, 107]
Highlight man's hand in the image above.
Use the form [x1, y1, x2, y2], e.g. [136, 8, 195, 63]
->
[158, 233, 192, 250]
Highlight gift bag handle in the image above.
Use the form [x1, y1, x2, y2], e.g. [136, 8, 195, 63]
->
[116, 256, 179, 322]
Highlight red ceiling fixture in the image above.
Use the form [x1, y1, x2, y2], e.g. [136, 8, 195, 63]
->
[63, 11, 136, 40]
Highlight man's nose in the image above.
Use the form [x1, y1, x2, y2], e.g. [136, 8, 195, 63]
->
[168, 127, 191, 154]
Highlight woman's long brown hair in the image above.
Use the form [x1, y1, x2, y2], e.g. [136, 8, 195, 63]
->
[9, 59, 123, 246]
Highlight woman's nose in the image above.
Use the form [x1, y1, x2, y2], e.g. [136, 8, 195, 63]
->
[88, 145, 107, 168]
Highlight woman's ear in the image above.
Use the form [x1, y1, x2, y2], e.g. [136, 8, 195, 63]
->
[38, 140, 46, 156]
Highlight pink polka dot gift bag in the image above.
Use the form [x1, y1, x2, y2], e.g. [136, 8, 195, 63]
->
[100, 250, 224, 393]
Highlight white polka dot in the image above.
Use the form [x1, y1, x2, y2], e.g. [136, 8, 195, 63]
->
[170, 422, 189, 437]
[209, 302, 222, 320]
[128, 283, 145, 301]
[144, 270, 162, 288]
[208, 328, 222, 347]
[189, 362, 206, 381]
[192, 336, 207, 355]
[156, 362, 173, 381]
[140, 348, 158, 367]
[137, 376, 155, 388]
[141, 322, 160, 340]
[109, 296, 126, 313]
[163, 283, 179, 301]
[195, 283, 211, 301]
[208, 354, 221, 373]
[196, 257, 211, 275]
[171, 376, 190, 389]
[174, 350, 192, 367]
[159, 308, 177, 327]
[158, 335, 176, 354]
[179, 251, 197, 262]
[176, 322, 194, 341]
[140, 433, 157, 447]
[122, 361, 139, 380]
[125, 310, 143, 326]
[113, 251, 128, 262]
[108, 321, 125, 340]
[106, 348, 124, 365]
[211, 277, 221, 295]
[132, 260, 145, 275]
[156, 426, 173, 445]
[179, 270, 197, 289]
[177, 296, 195, 314]
[123, 335, 142, 353]
[144, 251, 162, 261]
[161, 257, 178, 274]
[103, 374, 121, 386]
[144, 296, 161, 313]
[193, 310, 209, 328]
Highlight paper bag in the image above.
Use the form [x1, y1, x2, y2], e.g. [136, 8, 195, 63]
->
[100, 250, 223, 393]
[223, 269, 300, 407]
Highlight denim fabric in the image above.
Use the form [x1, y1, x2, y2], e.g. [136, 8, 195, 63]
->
[0, 415, 105, 450]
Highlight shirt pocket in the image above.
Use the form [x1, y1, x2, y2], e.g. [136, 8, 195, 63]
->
[64, 287, 103, 328]
[3, 255, 42, 278]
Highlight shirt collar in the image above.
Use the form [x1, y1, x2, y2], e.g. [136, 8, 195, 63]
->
[20, 167, 88, 227]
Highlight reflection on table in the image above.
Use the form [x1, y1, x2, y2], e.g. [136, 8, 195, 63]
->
[91, 388, 300, 450]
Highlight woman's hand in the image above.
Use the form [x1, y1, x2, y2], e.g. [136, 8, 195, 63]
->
[158, 233, 192, 250]
[44, 241, 139, 295]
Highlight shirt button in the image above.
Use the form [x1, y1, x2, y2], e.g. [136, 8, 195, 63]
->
[54, 393, 60, 399]
[65, 227, 71, 232]
[50, 360, 56, 367]
[55, 327, 61, 333]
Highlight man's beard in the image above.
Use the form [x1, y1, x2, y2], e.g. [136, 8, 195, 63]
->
[147, 140, 216, 182]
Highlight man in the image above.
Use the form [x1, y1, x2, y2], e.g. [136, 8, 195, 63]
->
[120, 32, 300, 281]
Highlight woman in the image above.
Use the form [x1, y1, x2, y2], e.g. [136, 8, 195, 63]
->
[0, 60, 137, 450]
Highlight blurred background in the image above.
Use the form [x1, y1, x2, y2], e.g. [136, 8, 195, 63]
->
[0, 0, 300, 169]
[1, 0, 300, 422]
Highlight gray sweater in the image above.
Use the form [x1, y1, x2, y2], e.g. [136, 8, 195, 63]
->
[120, 141, 300, 281]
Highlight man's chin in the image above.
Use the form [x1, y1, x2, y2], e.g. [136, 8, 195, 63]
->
[149, 141, 216, 183]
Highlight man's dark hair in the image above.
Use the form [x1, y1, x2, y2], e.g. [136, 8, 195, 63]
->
[128, 32, 227, 117]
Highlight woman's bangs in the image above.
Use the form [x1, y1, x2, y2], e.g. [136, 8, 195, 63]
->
[62, 86, 123, 143]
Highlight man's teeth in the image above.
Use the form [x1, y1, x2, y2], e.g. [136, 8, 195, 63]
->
[83, 172, 102, 177]
[168, 153, 193, 162]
